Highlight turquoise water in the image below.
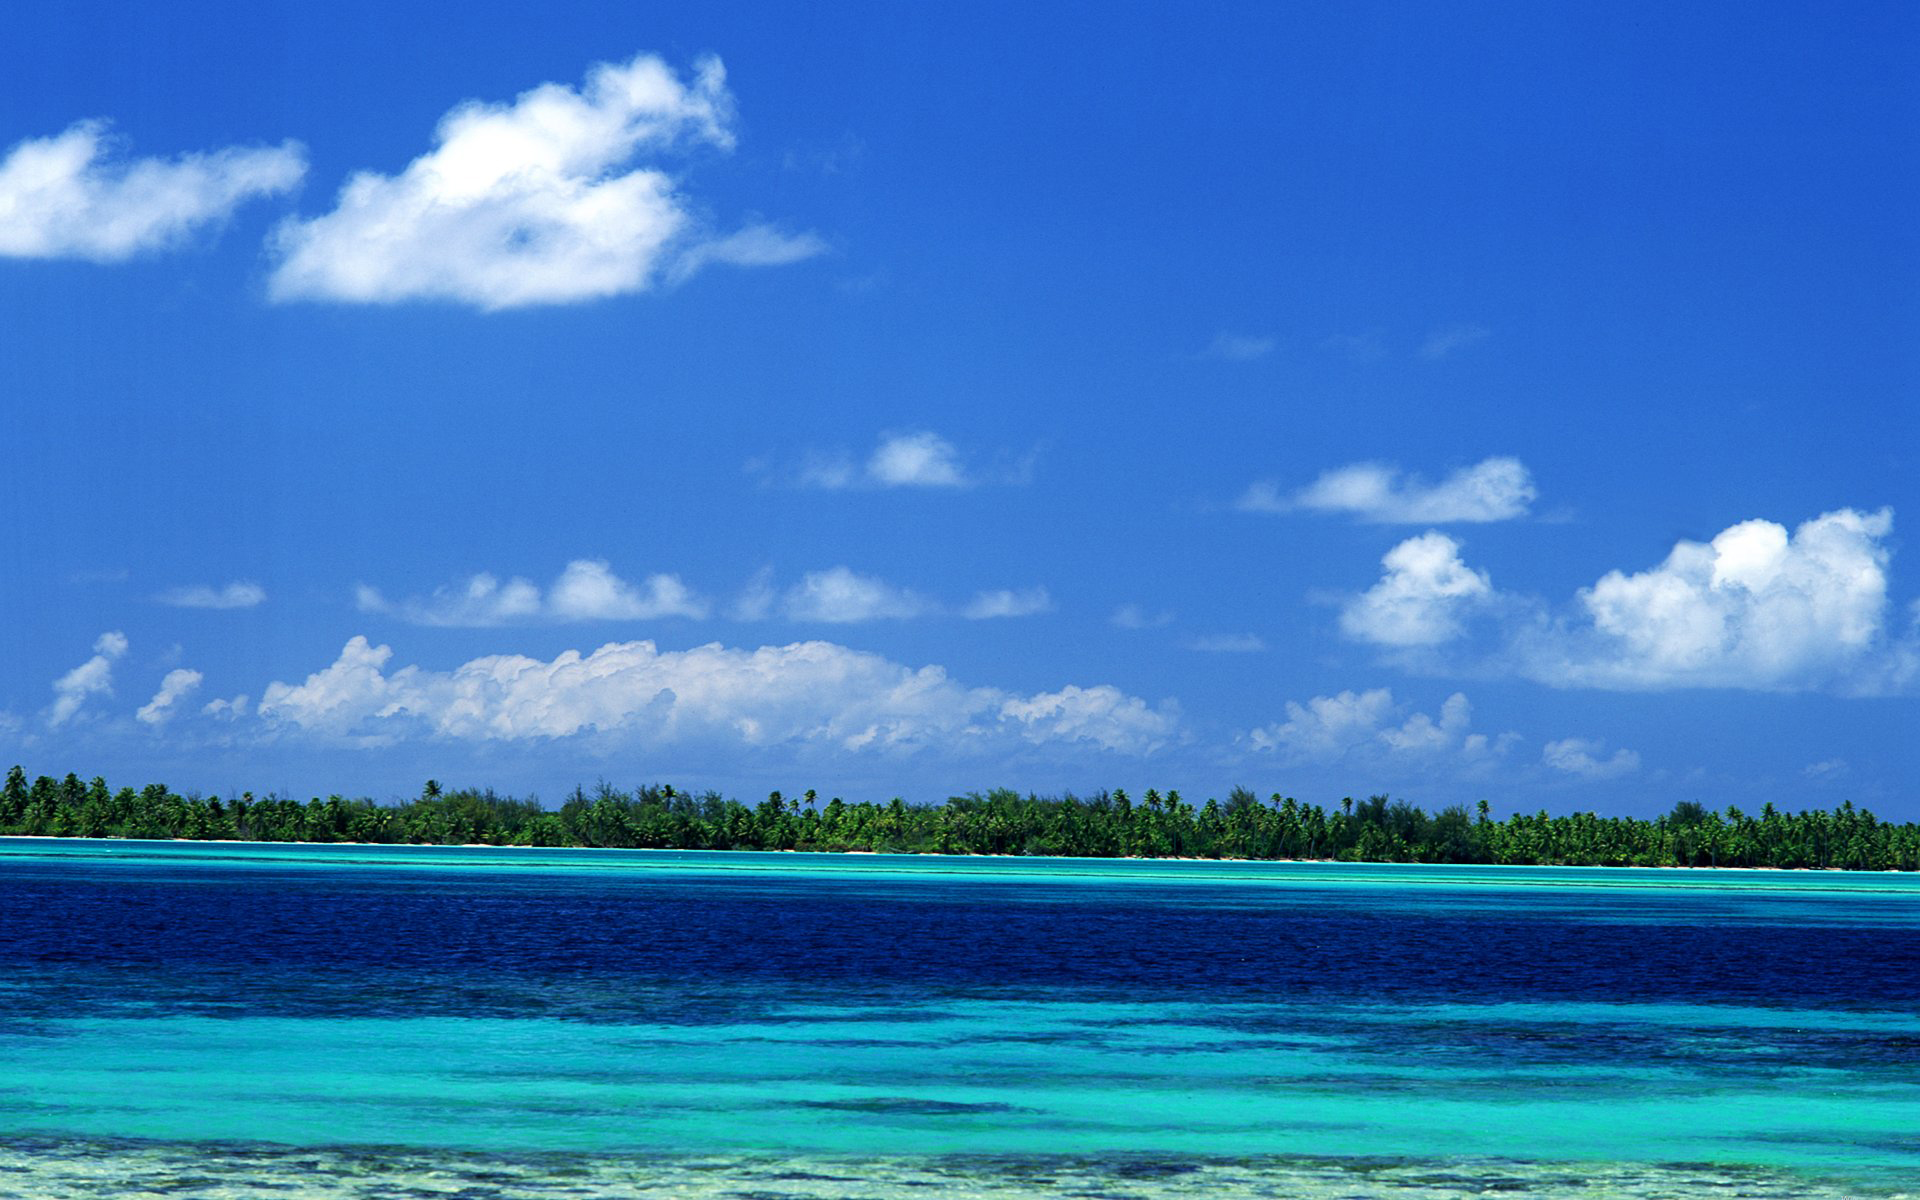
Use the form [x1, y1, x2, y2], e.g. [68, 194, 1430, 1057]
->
[3, 840, 1918, 1197]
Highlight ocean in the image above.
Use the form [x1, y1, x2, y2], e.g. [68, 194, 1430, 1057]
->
[2, 839, 1917, 1198]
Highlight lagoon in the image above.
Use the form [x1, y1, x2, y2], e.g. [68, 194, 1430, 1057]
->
[2, 840, 1917, 1197]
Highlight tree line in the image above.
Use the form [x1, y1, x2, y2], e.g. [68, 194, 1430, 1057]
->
[2, 765, 1916, 870]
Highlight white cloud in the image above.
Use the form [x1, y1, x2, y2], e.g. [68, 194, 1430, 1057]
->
[664, 222, 826, 285]
[1527, 507, 1900, 691]
[997, 686, 1178, 754]
[0, 120, 304, 262]
[793, 431, 1019, 491]
[359, 560, 706, 626]
[1111, 604, 1175, 630]
[781, 567, 930, 623]
[547, 560, 706, 621]
[203, 694, 250, 721]
[963, 588, 1053, 620]
[1803, 758, 1849, 782]
[257, 635, 1178, 755]
[1244, 457, 1536, 523]
[1541, 736, 1640, 780]
[268, 53, 817, 309]
[730, 571, 1048, 623]
[158, 581, 266, 609]
[1200, 332, 1276, 362]
[1247, 688, 1510, 766]
[1235, 481, 1289, 513]
[1340, 531, 1494, 647]
[137, 668, 204, 727]
[1419, 323, 1491, 360]
[1184, 633, 1267, 653]
[1339, 506, 1912, 694]
[48, 631, 128, 727]
[867, 431, 968, 487]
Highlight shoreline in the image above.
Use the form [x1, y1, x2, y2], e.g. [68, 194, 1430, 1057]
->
[0, 832, 1897, 873]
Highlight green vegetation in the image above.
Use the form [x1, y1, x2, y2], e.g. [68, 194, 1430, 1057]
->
[2, 765, 1916, 869]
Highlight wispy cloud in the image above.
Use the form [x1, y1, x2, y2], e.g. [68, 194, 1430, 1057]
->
[1541, 736, 1640, 779]
[732, 569, 1052, 624]
[358, 560, 707, 626]
[1419, 323, 1491, 360]
[137, 668, 204, 727]
[268, 53, 817, 309]
[1239, 457, 1536, 523]
[786, 430, 1028, 490]
[1110, 604, 1174, 630]
[1199, 332, 1276, 362]
[963, 587, 1054, 620]
[1803, 758, 1849, 782]
[0, 120, 304, 262]
[48, 631, 127, 728]
[203, 694, 250, 721]
[780, 567, 931, 623]
[1184, 633, 1267, 653]
[158, 581, 266, 610]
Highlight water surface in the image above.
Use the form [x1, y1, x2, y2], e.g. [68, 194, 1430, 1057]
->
[3, 840, 1916, 1197]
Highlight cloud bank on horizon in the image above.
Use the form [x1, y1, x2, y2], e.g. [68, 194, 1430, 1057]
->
[251, 635, 1179, 757]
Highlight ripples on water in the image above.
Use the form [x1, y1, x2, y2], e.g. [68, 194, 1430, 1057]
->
[1, 1139, 1908, 1200]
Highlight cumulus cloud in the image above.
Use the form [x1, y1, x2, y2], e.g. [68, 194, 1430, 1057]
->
[1340, 531, 1494, 647]
[136, 668, 204, 727]
[780, 567, 930, 623]
[48, 631, 128, 727]
[790, 431, 1024, 490]
[963, 587, 1053, 620]
[0, 120, 304, 261]
[1241, 457, 1536, 523]
[268, 53, 817, 309]
[358, 560, 706, 626]
[158, 581, 266, 609]
[1524, 507, 1901, 692]
[1341, 506, 1912, 694]
[257, 635, 1178, 755]
[1200, 332, 1276, 362]
[1246, 688, 1511, 766]
[1541, 737, 1640, 780]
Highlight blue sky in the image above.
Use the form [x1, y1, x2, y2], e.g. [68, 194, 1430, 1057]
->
[3, 1, 1916, 816]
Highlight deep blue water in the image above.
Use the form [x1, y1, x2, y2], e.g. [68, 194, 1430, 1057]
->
[3, 841, 1918, 1198]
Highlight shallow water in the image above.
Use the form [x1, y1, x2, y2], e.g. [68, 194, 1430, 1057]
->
[3, 841, 1917, 1197]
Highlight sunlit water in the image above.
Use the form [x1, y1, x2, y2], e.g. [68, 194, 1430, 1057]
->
[3, 840, 1917, 1197]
